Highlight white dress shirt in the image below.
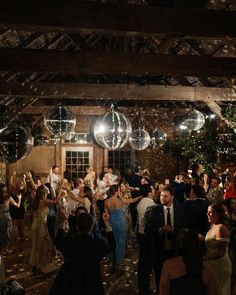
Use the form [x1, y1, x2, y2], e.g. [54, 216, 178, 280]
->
[137, 197, 155, 234]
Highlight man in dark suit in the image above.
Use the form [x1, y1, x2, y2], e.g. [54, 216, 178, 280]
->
[145, 185, 185, 291]
[50, 212, 116, 295]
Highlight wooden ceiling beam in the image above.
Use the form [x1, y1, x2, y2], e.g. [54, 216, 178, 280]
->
[22, 105, 190, 117]
[0, 49, 236, 77]
[0, 1, 236, 39]
[0, 82, 235, 102]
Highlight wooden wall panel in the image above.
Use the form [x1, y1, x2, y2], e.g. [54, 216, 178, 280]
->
[11, 145, 56, 181]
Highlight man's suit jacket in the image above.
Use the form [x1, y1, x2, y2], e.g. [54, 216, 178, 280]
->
[145, 203, 185, 262]
[50, 230, 116, 295]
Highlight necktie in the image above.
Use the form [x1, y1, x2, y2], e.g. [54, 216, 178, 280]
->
[166, 208, 172, 240]
[167, 208, 171, 226]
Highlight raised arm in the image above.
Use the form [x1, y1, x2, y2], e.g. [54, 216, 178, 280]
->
[9, 194, 22, 208]
[26, 172, 37, 191]
[120, 195, 141, 205]
[67, 189, 85, 205]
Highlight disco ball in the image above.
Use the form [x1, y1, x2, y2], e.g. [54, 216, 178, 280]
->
[129, 129, 151, 150]
[44, 105, 76, 137]
[93, 108, 132, 150]
[93, 116, 107, 149]
[151, 128, 167, 148]
[184, 109, 205, 131]
[0, 126, 34, 163]
[63, 131, 75, 141]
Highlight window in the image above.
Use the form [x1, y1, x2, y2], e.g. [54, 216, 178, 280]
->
[62, 147, 93, 180]
[108, 150, 131, 176]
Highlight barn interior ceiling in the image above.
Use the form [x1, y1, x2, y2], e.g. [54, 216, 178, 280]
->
[0, 0, 236, 131]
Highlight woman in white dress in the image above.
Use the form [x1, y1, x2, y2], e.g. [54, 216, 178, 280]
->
[205, 203, 231, 295]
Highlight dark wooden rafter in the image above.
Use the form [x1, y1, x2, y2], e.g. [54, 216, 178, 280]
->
[23, 105, 194, 118]
[0, 1, 236, 39]
[156, 37, 177, 53]
[4, 97, 40, 126]
[0, 48, 236, 77]
[186, 40, 229, 86]
[0, 82, 235, 102]
[17, 32, 45, 49]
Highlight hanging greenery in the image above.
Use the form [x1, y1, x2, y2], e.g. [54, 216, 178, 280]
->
[222, 104, 236, 129]
[164, 117, 236, 171]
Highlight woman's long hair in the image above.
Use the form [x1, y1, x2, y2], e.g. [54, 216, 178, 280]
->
[210, 203, 229, 228]
[176, 228, 205, 279]
[31, 185, 47, 211]
[108, 184, 119, 197]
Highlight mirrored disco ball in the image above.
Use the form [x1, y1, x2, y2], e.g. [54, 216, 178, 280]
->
[93, 116, 107, 148]
[93, 110, 132, 150]
[63, 131, 75, 141]
[44, 105, 76, 137]
[151, 128, 167, 148]
[184, 109, 205, 131]
[0, 126, 34, 163]
[129, 129, 151, 150]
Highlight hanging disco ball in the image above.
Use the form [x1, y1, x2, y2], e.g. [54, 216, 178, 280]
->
[93, 107, 132, 150]
[63, 131, 75, 141]
[93, 116, 107, 149]
[44, 105, 76, 137]
[151, 128, 167, 148]
[129, 129, 151, 150]
[184, 109, 205, 131]
[0, 126, 34, 163]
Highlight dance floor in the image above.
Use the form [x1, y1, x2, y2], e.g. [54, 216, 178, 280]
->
[6, 216, 236, 295]
[4, 216, 157, 295]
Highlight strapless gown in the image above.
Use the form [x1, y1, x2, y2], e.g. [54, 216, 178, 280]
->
[205, 232, 232, 295]
[109, 208, 126, 264]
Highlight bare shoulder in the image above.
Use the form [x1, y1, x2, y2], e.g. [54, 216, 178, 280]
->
[163, 257, 181, 270]
[215, 223, 229, 238]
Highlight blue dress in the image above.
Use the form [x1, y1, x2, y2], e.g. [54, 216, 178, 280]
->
[109, 208, 126, 264]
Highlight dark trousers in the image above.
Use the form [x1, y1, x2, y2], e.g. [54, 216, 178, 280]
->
[47, 215, 56, 244]
[137, 233, 152, 292]
[129, 203, 137, 231]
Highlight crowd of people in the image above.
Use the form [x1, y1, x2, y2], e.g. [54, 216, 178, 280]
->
[0, 162, 235, 295]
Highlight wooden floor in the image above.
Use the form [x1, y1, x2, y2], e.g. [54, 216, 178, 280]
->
[3, 216, 157, 295]
[4, 217, 236, 295]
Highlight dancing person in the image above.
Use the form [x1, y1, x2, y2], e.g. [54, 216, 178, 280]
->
[184, 185, 209, 236]
[50, 212, 116, 295]
[137, 184, 156, 294]
[30, 185, 57, 275]
[160, 228, 218, 295]
[9, 170, 25, 244]
[207, 177, 224, 205]
[204, 203, 232, 295]
[145, 186, 185, 288]
[105, 184, 140, 274]
[0, 184, 21, 255]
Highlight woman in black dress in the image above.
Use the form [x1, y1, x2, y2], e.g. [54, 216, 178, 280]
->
[9, 170, 26, 244]
[159, 228, 218, 295]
